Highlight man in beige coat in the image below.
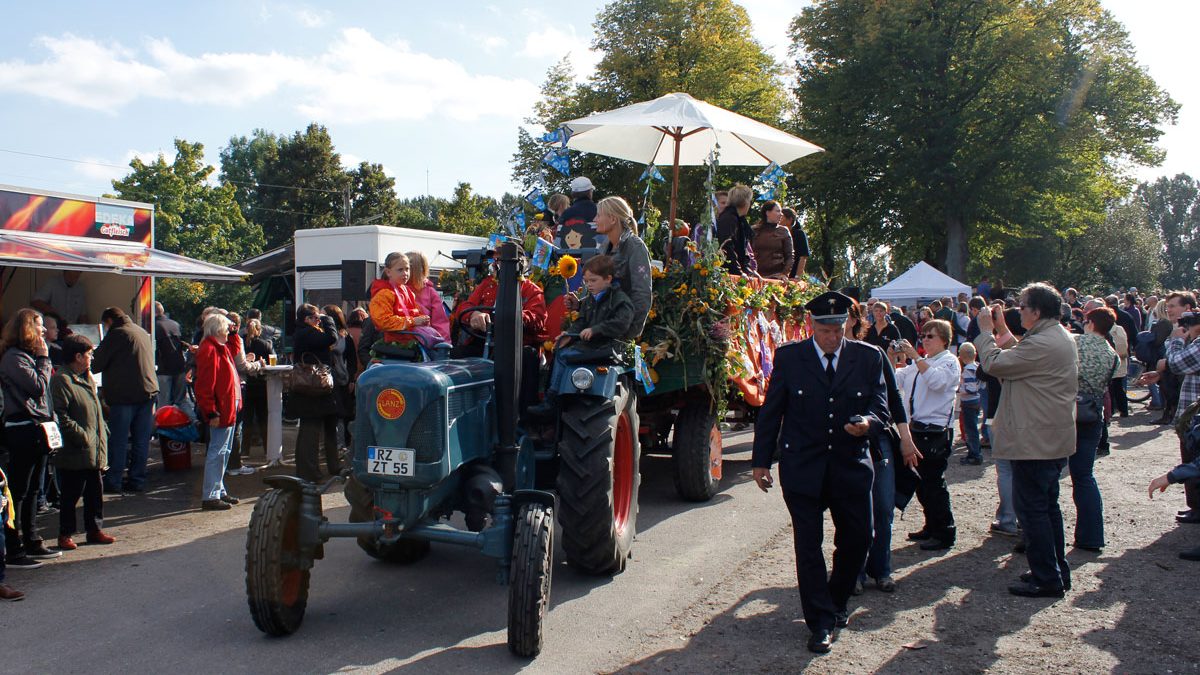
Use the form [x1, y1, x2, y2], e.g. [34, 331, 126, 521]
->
[976, 283, 1078, 598]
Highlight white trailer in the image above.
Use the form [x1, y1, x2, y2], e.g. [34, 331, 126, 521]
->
[292, 224, 487, 309]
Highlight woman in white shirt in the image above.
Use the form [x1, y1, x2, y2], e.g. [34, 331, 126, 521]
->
[891, 319, 962, 550]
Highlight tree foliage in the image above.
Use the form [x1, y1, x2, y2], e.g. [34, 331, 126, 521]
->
[111, 138, 264, 323]
[788, 0, 1178, 281]
[1137, 174, 1200, 290]
[438, 183, 494, 238]
[512, 0, 787, 224]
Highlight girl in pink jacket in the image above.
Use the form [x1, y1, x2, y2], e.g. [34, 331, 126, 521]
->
[406, 251, 451, 342]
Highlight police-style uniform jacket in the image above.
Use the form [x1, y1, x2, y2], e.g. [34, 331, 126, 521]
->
[752, 338, 890, 498]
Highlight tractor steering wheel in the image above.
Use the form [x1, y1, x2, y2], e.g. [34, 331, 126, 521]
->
[457, 305, 495, 341]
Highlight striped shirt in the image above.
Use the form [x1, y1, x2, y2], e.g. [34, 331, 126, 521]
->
[959, 362, 980, 404]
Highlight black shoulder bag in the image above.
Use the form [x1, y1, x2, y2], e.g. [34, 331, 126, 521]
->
[1076, 352, 1118, 425]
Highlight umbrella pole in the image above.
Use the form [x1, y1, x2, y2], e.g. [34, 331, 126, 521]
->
[669, 130, 681, 227]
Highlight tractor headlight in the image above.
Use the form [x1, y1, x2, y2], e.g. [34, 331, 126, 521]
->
[570, 367, 595, 390]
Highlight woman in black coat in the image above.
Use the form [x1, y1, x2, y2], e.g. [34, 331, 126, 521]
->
[288, 304, 339, 482]
[715, 184, 760, 277]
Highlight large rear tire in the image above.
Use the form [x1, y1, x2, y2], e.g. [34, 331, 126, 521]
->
[671, 401, 722, 502]
[344, 474, 431, 564]
[507, 502, 554, 658]
[556, 383, 641, 575]
[246, 489, 310, 636]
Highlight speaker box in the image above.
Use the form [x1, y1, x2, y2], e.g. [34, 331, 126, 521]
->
[341, 259, 376, 301]
[283, 299, 296, 337]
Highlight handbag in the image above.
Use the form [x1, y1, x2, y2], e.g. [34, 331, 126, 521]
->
[1077, 351, 1119, 425]
[290, 353, 334, 396]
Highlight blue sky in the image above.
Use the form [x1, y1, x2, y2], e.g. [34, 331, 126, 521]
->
[0, 0, 1194, 203]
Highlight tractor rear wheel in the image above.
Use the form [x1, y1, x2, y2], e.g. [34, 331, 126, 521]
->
[246, 488, 310, 636]
[671, 401, 723, 502]
[507, 502, 554, 658]
[556, 383, 641, 575]
[344, 474, 431, 564]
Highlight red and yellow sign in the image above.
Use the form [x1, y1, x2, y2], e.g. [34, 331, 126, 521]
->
[376, 389, 407, 420]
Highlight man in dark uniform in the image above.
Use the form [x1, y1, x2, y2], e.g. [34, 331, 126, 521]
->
[752, 291, 890, 654]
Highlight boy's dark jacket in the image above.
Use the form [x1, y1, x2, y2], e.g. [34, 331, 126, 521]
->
[566, 287, 635, 361]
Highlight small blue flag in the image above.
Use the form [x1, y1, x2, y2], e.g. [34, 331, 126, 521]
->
[525, 187, 546, 211]
[542, 148, 570, 176]
[634, 345, 656, 393]
[488, 233, 504, 249]
[756, 186, 776, 202]
[639, 164, 666, 183]
[532, 237, 554, 270]
[757, 162, 787, 185]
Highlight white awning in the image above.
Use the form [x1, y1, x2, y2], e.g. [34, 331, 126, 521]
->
[0, 232, 246, 281]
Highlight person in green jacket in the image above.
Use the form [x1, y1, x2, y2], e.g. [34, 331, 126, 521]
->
[51, 334, 115, 550]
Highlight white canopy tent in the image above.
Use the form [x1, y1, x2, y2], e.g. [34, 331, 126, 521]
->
[870, 261, 971, 307]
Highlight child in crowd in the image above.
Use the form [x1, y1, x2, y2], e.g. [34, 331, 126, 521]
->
[405, 251, 451, 343]
[368, 252, 442, 349]
[527, 255, 634, 418]
[958, 342, 982, 465]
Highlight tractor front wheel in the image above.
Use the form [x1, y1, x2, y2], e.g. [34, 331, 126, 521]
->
[246, 488, 311, 636]
[556, 383, 641, 575]
[507, 502, 554, 658]
[671, 400, 723, 502]
[344, 474, 431, 564]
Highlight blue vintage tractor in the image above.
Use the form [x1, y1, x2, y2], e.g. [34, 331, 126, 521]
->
[244, 242, 640, 657]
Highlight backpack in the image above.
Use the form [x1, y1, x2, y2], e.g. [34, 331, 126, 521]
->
[1133, 329, 1159, 365]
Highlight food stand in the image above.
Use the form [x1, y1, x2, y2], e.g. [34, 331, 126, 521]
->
[0, 184, 245, 329]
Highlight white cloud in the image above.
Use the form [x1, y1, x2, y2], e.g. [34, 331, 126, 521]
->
[73, 149, 162, 183]
[519, 24, 602, 83]
[0, 29, 538, 124]
[294, 7, 330, 28]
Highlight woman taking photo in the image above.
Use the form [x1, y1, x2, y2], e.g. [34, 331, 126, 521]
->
[406, 251, 451, 343]
[892, 319, 962, 551]
[750, 200, 793, 280]
[194, 312, 241, 511]
[0, 309, 60, 561]
[1071, 307, 1119, 551]
[289, 304, 340, 482]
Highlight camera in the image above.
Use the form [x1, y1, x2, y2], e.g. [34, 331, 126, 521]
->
[1180, 312, 1200, 328]
[890, 339, 905, 352]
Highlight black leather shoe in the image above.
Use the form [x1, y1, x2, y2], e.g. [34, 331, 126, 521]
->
[1180, 546, 1200, 561]
[1019, 571, 1070, 591]
[1178, 509, 1194, 517]
[1008, 581, 1064, 598]
[220, 494, 240, 505]
[201, 499, 232, 511]
[807, 629, 834, 654]
[834, 610, 850, 628]
[906, 529, 932, 541]
[1074, 543, 1102, 552]
[920, 538, 954, 551]
[1177, 511, 1200, 524]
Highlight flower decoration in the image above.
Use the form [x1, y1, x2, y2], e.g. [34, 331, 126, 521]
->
[557, 254, 578, 279]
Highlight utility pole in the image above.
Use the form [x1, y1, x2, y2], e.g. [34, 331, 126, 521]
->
[343, 186, 351, 227]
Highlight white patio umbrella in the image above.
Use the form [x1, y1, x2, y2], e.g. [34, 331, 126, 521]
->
[562, 92, 823, 225]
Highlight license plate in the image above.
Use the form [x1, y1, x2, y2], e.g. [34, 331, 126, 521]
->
[366, 447, 416, 477]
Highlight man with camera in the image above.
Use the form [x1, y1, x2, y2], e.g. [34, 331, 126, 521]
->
[1140, 294, 1200, 524]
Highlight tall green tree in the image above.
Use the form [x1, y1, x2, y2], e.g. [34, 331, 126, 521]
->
[512, 0, 787, 223]
[439, 183, 494, 237]
[347, 161, 400, 226]
[1137, 174, 1200, 290]
[789, 0, 1178, 281]
[111, 139, 264, 322]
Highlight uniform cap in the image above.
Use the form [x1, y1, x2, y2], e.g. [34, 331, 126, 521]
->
[805, 291, 855, 325]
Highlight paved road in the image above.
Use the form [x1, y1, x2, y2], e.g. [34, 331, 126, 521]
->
[2, 430, 789, 674]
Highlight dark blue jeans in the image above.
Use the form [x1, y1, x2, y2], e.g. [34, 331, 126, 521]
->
[1012, 458, 1070, 590]
[961, 402, 982, 460]
[862, 435, 896, 581]
[104, 400, 155, 492]
[1070, 420, 1105, 548]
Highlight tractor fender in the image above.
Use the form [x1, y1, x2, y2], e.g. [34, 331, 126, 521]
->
[263, 475, 312, 494]
[512, 489, 558, 513]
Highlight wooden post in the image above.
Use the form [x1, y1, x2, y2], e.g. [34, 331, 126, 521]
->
[668, 128, 682, 227]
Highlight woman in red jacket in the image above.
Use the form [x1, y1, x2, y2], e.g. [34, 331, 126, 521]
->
[194, 312, 241, 511]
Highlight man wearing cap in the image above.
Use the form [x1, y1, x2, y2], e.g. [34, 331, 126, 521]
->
[752, 291, 889, 654]
[557, 177, 597, 240]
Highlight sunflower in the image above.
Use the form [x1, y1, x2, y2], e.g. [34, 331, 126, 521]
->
[557, 255, 578, 279]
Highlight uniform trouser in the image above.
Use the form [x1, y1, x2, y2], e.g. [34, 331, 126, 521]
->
[862, 436, 895, 581]
[782, 485, 872, 633]
[1012, 458, 1070, 590]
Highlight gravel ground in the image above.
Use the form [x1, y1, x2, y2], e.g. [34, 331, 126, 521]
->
[611, 408, 1200, 675]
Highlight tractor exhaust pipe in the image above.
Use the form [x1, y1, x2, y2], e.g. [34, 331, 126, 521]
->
[493, 241, 522, 492]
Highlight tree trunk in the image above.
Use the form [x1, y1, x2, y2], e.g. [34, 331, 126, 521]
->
[944, 214, 967, 281]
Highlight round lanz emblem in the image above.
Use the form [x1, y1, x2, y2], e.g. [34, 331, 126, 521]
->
[376, 389, 406, 420]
